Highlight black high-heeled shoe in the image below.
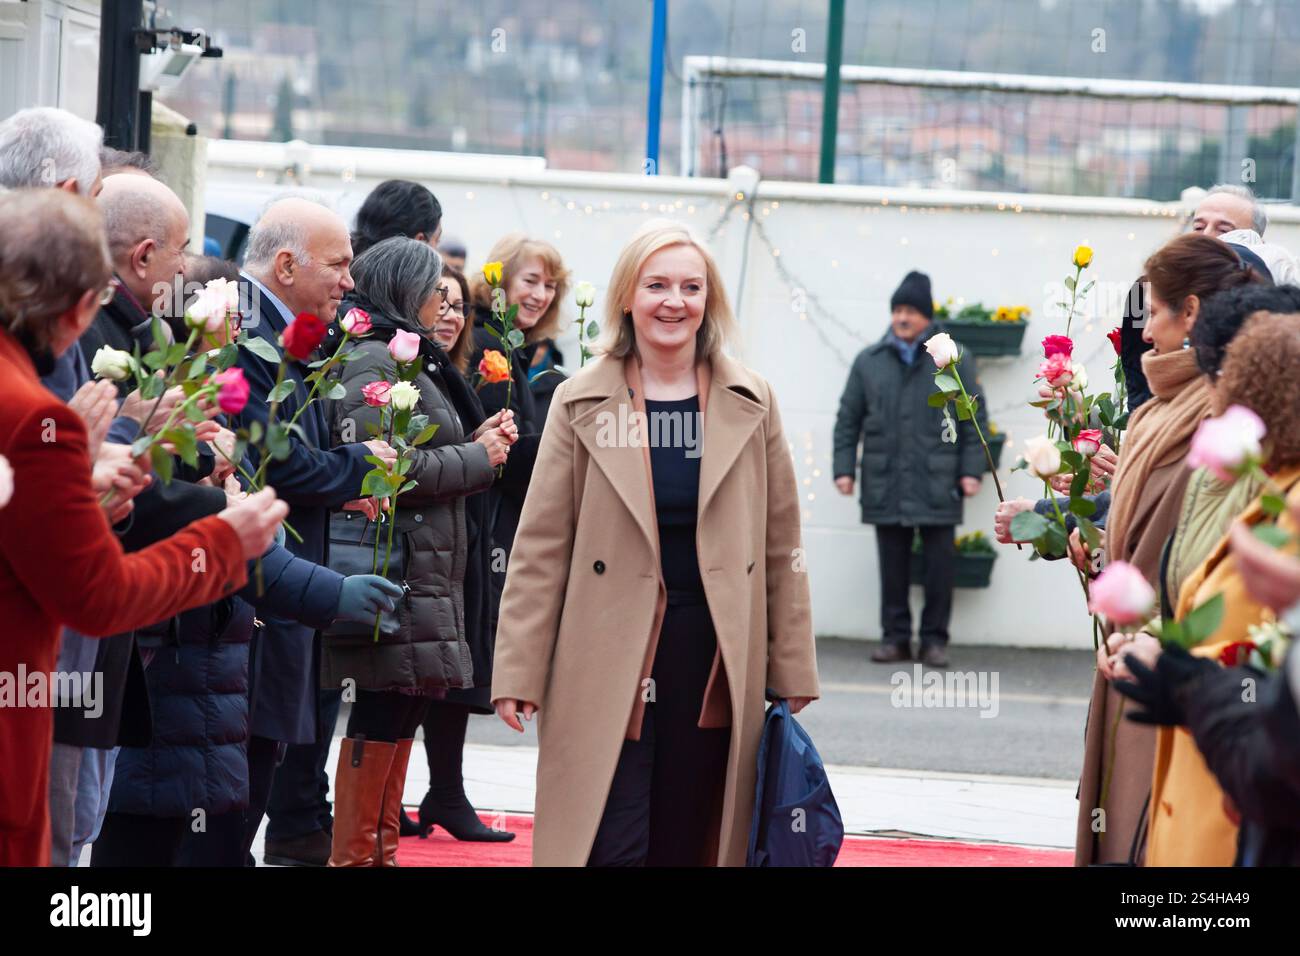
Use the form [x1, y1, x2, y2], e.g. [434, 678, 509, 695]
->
[417, 788, 516, 842]
[398, 807, 423, 838]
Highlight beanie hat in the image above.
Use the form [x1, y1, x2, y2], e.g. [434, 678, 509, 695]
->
[890, 270, 933, 319]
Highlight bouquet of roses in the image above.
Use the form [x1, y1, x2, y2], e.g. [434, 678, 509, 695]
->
[357, 329, 442, 640]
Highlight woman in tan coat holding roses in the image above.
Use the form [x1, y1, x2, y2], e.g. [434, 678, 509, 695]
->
[490, 220, 820, 866]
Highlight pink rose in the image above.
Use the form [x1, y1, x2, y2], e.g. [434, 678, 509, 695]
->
[1042, 334, 1074, 359]
[341, 307, 372, 336]
[1073, 428, 1103, 457]
[361, 381, 392, 407]
[214, 367, 250, 416]
[1088, 561, 1155, 626]
[1038, 352, 1073, 389]
[1186, 404, 1266, 482]
[388, 330, 421, 363]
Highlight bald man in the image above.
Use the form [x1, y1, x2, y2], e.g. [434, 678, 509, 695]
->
[78, 174, 191, 384]
[1191, 185, 1263, 238]
[235, 196, 395, 866]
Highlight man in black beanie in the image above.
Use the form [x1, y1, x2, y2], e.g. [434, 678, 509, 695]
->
[832, 270, 987, 667]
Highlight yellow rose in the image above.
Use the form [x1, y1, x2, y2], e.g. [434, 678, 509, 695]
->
[483, 261, 504, 285]
[1073, 245, 1093, 269]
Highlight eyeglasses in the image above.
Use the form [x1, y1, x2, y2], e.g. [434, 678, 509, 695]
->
[96, 278, 120, 307]
[435, 285, 466, 318]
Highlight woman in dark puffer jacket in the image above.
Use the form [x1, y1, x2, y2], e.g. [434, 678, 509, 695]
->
[324, 237, 516, 866]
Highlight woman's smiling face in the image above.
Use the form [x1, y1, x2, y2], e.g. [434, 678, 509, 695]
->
[505, 256, 557, 330]
[627, 243, 707, 355]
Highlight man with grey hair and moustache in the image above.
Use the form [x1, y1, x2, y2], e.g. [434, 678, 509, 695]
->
[234, 196, 398, 866]
[1190, 183, 1267, 238]
[0, 106, 104, 196]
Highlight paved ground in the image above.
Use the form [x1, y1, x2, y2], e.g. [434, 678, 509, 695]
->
[462, 638, 1095, 781]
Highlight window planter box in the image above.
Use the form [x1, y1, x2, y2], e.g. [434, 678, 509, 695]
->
[909, 551, 998, 589]
[941, 321, 1028, 357]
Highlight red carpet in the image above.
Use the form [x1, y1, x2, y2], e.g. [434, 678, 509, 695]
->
[396, 811, 1072, 867]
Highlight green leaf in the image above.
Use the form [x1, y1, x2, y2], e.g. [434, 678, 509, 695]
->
[506, 328, 525, 350]
[186, 358, 208, 380]
[1009, 510, 1051, 542]
[1261, 495, 1286, 517]
[247, 420, 263, 445]
[927, 392, 949, 408]
[933, 373, 960, 393]
[266, 424, 292, 460]
[184, 401, 206, 424]
[142, 351, 166, 372]
[326, 381, 347, 401]
[151, 316, 169, 352]
[363, 455, 388, 468]
[359, 472, 387, 499]
[1043, 521, 1069, 558]
[1064, 275, 1076, 292]
[140, 374, 166, 399]
[216, 343, 239, 371]
[165, 426, 199, 468]
[1070, 467, 1090, 501]
[268, 379, 297, 403]
[400, 480, 417, 494]
[130, 436, 152, 457]
[240, 336, 282, 365]
[412, 423, 439, 446]
[585, 320, 600, 339]
[504, 303, 519, 325]
[1077, 515, 1102, 550]
[365, 423, 381, 438]
[1253, 524, 1292, 549]
[165, 342, 188, 365]
[149, 443, 174, 484]
[1069, 496, 1097, 517]
[1060, 449, 1083, 471]
[1181, 593, 1226, 645]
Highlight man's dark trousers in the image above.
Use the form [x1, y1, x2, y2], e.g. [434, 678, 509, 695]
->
[265, 688, 343, 842]
[875, 524, 954, 650]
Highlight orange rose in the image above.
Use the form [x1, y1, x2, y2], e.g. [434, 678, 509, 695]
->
[478, 350, 510, 384]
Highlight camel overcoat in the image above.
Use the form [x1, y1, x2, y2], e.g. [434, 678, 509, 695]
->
[490, 350, 820, 866]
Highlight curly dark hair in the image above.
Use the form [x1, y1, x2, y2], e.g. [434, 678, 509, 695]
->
[1192, 283, 1300, 376]
[1216, 312, 1300, 468]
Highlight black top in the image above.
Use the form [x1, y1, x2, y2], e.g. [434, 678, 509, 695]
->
[646, 396, 704, 593]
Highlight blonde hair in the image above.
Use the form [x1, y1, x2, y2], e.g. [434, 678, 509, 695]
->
[595, 219, 736, 360]
[468, 233, 571, 344]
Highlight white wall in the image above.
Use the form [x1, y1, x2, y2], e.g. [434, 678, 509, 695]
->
[206, 140, 1300, 648]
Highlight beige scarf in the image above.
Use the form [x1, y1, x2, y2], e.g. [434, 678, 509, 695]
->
[1106, 348, 1213, 565]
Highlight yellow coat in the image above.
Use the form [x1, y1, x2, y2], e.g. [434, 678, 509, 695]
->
[1145, 466, 1300, 866]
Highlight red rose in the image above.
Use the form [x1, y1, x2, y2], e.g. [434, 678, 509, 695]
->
[1107, 327, 1123, 355]
[1218, 641, 1257, 667]
[1042, 334, 1074, 359]
[281, 312, 327, 361]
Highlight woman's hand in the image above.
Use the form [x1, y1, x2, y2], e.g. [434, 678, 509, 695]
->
[993, 497, 1035, 544]
[1108, 631, 1161, 684]
[494, 698, 538, 733]
[92, 442, 152, 523]
[68, 379, 118, 460]
[1068, 527, 1104, 575]
[217, 486, 290, 560]
[474, 408, 517, 442]
[477, 426, 512, 468]
[1089, 444, 1118, 488]
[1229, 516, 1300, 613]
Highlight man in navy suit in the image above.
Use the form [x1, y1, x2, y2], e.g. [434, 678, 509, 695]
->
[235, 197, 396, 865]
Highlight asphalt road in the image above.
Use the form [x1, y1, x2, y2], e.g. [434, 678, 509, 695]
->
[462, 638, 1094, 781]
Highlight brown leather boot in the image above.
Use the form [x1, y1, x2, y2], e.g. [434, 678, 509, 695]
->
[379, 738, 414, 867]
[328, 737, 395, 867]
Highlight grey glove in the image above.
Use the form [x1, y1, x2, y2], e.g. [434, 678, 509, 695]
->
[335, 575, 404, 624]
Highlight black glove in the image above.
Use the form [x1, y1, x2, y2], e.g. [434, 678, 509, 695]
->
[1113, 642, 1220, 726]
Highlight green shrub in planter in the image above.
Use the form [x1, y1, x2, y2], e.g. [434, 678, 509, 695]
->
[934, 302, 1029, 358]
[908, 530, 998, 588]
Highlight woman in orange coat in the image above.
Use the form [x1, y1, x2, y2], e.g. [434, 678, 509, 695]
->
[0, 188, 285, 866]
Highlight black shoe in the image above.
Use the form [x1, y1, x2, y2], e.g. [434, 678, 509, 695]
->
[919, 644, 950, 667]
[263, 828, 332, 866]
[398, 808, 422, 838]
[417, 788, 516, 843]
[871, 642, 912, 663]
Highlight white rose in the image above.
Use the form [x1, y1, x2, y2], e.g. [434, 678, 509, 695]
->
[388, 381, 421, 412]
[90, 345, 134, 382]
[185, 286, 229, 333]
[574, 281, 596, 309]
[924, 332, 960, 369]
[1023, 434, 1062, 479]
[1068, 361, 1089, 392]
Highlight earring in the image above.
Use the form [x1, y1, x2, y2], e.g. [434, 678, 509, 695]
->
[1182, 336, 1191, 349]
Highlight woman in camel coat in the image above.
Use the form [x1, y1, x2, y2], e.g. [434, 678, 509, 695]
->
[490, 220, 820, 866]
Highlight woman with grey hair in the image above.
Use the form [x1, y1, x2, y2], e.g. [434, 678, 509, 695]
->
[322, 236, 517, 865]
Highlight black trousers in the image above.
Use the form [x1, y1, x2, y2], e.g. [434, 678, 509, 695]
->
[345, 689, 430, 742]
[91, 813, 188, 867]
[241, 733, 284, 864]
[587, 598, 731, 867]
[265, 688, 342, 842]
[875, 524, 954, 649]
